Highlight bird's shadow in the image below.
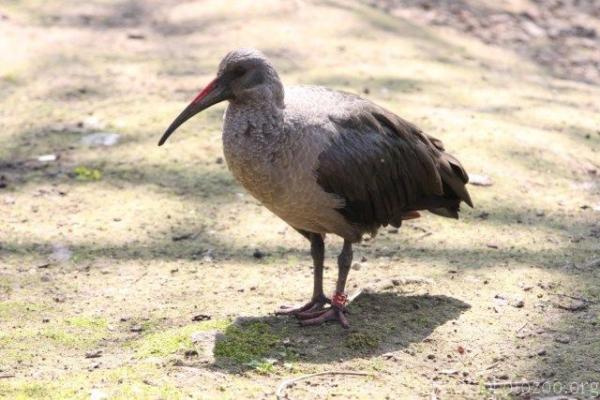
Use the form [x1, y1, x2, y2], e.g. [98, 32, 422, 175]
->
[211, 292, 470, 372]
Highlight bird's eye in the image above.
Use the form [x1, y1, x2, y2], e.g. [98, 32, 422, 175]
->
[232, 66, 246, 77]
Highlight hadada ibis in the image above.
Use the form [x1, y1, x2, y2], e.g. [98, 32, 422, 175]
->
[159, 48, 473, 328]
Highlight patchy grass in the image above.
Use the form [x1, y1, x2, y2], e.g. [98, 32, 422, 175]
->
[0, 301, 47, 318]
[0, 365, 186, 400]
[0, 0, 599, 398]
[133, 319, 228, 358]
[72, 166, 103, 181]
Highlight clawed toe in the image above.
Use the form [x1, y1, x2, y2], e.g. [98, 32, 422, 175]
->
[277, 292, 350, 328]
[275, 296, 330, 316]
[295, 308, 329, 320]
[299, 307, 349, 329]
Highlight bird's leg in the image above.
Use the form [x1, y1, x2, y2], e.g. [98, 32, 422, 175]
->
[299, 240, 352, 328]
[276, 232, 330, 315]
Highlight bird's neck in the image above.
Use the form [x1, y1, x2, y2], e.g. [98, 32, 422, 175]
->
[224, 98, 285, 139]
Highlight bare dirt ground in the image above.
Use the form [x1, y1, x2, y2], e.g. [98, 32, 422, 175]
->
[0, 0, 599, 399]
[371, 0, 600, 84]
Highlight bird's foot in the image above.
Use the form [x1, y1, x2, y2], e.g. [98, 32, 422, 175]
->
[297, 292, 350, 329]
[275, 294, 330, 316]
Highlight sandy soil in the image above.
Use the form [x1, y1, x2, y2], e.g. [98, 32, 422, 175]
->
[0, 0, 599, 399]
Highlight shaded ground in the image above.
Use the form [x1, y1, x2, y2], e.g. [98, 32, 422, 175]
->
[1, 0, 599, 399]
[371, 0, 600, 83]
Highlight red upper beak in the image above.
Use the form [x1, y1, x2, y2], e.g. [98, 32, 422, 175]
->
[158, 77, 230, 146]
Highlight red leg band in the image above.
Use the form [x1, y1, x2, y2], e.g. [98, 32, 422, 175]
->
[332, 292, 348, 308]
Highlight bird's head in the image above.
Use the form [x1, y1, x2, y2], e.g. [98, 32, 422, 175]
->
[158, 48, 283, 146]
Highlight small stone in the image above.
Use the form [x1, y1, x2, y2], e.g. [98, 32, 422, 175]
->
[253, 249, 265, 259]
[439, 369, 459, 375]
[37, 154, 57, 162]
[85, 350, 102, 359]
[426, 354, 436, 360]
[191, 314, 211, 322]
[127, 31, 145, 40]
[469, 174, 493, 186]
[190, 330, 218, 363]
[537, 349, 547, 356]
[511, 299, 525, 308]
[555, 335, 571, 344]
[522, 21, 545, 37]
[81, 132, 120, 147]
[541, 370, 555, 379]
[184, 350, 198, 358]
[351, 262, 362, 271]
[130, 324, 143, 333]
[553, 298, 588, 312]
[172, 233, 193, 241]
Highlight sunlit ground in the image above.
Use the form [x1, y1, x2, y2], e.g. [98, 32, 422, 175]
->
[1, 0, 599, 399]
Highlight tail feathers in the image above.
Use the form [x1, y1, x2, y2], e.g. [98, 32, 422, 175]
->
[427, 133, 473, 208]
[438, 157, 473, 208]
[428, 207, 459, 219]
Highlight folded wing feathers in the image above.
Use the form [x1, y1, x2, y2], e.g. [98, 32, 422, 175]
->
[317, 99, 472, 230]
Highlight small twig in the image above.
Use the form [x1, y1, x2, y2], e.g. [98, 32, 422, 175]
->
[476, 361, 500, 376]
[347, 288, 363, 304]
[416, 232, 433, 240]
[515, 321, 528, 334]
[0, 374, 15, 379]
[411, 225, 429, 233]
[548, 292, 594, 304]
[276, 371, 372, 399]
[133, 271, 148, 284]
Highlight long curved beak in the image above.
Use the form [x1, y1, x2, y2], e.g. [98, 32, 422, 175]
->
[158, 77, 229, 146]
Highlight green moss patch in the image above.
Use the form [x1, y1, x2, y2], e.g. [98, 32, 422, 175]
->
[73, 166, 103, 181]
[344, 331, 381, 352]
[214, 322, 281, 365]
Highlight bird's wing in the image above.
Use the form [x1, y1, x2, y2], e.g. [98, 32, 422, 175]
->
[314, 93, 471, 229]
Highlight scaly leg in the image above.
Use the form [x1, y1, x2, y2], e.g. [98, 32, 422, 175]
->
[298, 240, 352, 328]
[276, 231, 330, 315]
